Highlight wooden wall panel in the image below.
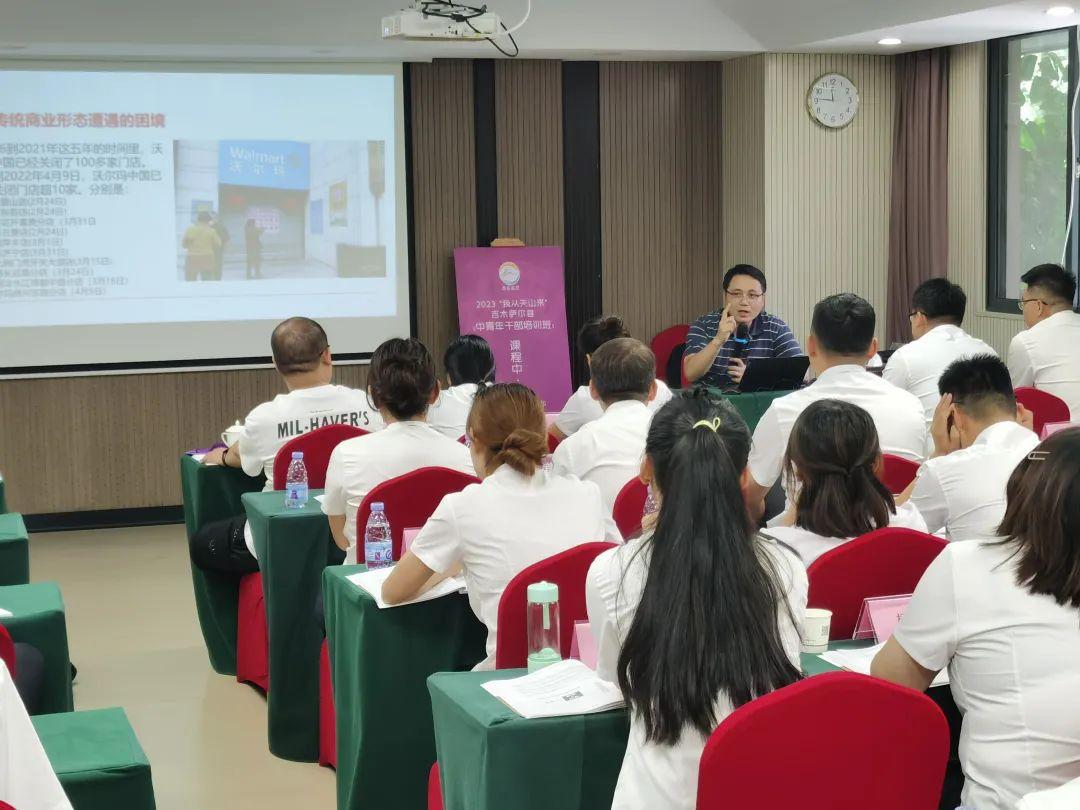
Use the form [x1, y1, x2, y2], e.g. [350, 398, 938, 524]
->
[0, 365, 368, 514]
[722, 55, 767, 268]
[599, 62, 725, 345]
[761, 54, 896, 348]
[494, 60, 564, 247]
[410, 60, 477, 367]
[947, 42, 1022, 355]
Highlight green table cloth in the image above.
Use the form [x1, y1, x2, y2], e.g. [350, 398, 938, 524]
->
[244, 488, 344, 762]
[428, 669, 630, 810]
[426, 642, 877, 810]
[324, 564, 487, 810]
[0, 512, 29, 586]
[0, 474, 7, 513]
[715, 389, 789, 432]
[34, 707, 156, 810]
[0, 581, 72, 713]
[179, 454, 264, 675]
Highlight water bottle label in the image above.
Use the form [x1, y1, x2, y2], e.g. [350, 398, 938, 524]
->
[286, 483, 309, 506]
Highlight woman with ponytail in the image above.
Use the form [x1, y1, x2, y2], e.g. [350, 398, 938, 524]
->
[427, 334, 496, 439]
[383, 382, 621, 668]
[771, 398, 927, 567]
[585, 390, 806, 809]
[322, 338, 475, 563]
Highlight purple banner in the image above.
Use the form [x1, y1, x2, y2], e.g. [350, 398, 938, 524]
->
[454, 246, 573, 411]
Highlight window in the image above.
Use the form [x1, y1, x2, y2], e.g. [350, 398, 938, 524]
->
[987, 27, 1077, 313]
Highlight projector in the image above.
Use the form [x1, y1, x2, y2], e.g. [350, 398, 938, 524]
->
[382, 7, 501, 40]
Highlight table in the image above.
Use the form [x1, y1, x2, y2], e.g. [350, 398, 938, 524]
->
[34, 707, 157, 810]
[243, 488, 344, 762]
[0, 474, 7, 513]
[0, 512, 29, 586]
[179, 454, 265, 675]
[714, 389, 789, 432]
[0, 581, 73, 714]
[428, 669, 629, 810]
[427, 641, 954, 810]
[324, 564, 487, 810]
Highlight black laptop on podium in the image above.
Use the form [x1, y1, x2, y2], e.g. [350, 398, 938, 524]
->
[736, 356, 811, 393]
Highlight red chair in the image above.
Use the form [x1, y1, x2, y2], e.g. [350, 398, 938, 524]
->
[651, 324, 690, 388]
[0, 623, 15, 678]
[696, 671, 948, 810]
[0, 802, 15, 810]
[807, 527, 947, 640]
[494, 542, 616, 669]
[271, 423, 369, 490]
[318, 638, 336, 768]
[547, 432, 561, 454]
[1015, 387, 1071, 436]
[355, 467, 480, 563]
[427, 763, 443, 810]
[879, 453, 920, 494]
[612, 478, 648, 539]
[236, 424, 368, 690]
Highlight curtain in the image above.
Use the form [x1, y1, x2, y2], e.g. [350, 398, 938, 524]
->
[887, 48, 950, 345]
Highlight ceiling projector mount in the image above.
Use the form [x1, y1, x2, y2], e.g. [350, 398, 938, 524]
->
[382, 0, 532, 57]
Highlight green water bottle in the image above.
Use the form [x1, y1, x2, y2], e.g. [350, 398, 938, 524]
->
[526, 581, 562, 673]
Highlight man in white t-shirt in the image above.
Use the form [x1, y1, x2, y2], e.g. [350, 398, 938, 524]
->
[1008, 263, 1080, 420]
[747, 293, 926, 506]
[883, 278, 996, 427]
[552, 338, 658, 512]
[902, 354, 1038, 543]
[551, 315, 674, 440]
[190, 317, 381, 572]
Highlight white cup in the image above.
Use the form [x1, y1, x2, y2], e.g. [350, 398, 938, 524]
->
[801, 608, 833, 654]
[221, 422, 244, 447]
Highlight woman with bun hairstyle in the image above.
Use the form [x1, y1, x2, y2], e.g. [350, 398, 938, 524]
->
[770, 399, 927, 567]
[322, 337, 475, 564]
[383, 382, 621, 668]
[550, 315, 674, 441]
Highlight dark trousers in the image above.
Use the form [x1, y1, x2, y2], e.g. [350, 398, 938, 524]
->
[13, 642, 44, 715]
[189, 515, 259, 575]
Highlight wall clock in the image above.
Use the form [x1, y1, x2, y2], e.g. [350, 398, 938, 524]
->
[808, 73, 859, 129]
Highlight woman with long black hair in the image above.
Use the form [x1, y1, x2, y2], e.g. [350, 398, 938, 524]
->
[586, 391, 806, 809]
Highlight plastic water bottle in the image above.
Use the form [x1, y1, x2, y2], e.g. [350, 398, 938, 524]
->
[643, 484, 659, 517]
[364, 502, 393, 569]
[284, 451, 309, 509]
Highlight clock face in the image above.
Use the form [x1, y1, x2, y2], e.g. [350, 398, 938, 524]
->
[808, 73, 859, 129]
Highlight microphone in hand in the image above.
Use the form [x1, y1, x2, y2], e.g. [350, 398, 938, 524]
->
[732, 323, 750, 360]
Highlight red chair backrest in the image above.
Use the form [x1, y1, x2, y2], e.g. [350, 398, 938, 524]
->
[879, 453, 920, 494]
[807, 527, 947, 639]
[546, 432, 561, 454]
[0, 802, 16, 810]
[494, 542, 616, 670]
[0, 623, 15, 678]
[650, 324, 690, 385]
[1015, 386, 1072, 435]
[612, 478, 648, 539]
[356, 466, 480, 563]
[272, 424, 369, 490]
[697, 671, 948, 810]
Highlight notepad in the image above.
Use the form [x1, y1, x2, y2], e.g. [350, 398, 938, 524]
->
[482, 659, 625, 719]
[347, 566, 466, 609]
[819, 643, 949, 688]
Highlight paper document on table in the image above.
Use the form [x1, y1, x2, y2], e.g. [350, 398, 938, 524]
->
[347, 566, 466, 609]
[482, 659, 626, 719]
[315, 494, 325, 504]
[0, 608, 11, 618]
[819, 643, 949, 688]
[191, 453, 207, 463]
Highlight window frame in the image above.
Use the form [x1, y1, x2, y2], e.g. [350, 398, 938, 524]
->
[986, 26, 1079, 314]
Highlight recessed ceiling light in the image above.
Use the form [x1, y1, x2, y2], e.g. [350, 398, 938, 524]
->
[1047, 6, 1075, 17]
[878, 37, 902, 46]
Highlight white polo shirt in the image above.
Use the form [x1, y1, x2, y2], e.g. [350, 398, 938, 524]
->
[554, 380, 673, 437]
[892, 541, 1080, 810]
[410, 465, 621, 670]
[883, 325, 997, 426]
[910, 420, 1039, 543]
[586, 533, 806, 810]
[321, 420, 475, 563]
[1008, 309, 1080, 420]
[0, 664, 73, 810]
[238, 383, 384, 490]
[747, 365, 927, 494]
[768, 501, 927, 567]
[551, 400, 652, 512]
[426, 383, 479, 440]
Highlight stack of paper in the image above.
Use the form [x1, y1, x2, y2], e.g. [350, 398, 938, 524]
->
[0, 608, 11, 618]
[347, 566, 466, 609]
[819, 643, 950, 688]
[482, 659, 625, 719]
